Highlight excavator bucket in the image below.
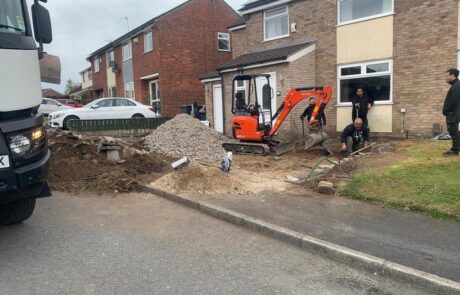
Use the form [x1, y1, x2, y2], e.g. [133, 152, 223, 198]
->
[305, 132, 328, 150]
[274, 141, 296, 156]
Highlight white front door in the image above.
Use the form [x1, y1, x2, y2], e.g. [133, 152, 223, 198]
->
[212, 84, 224, 133]
[149, 80, 160, 115]
[256, 72, 277, 125]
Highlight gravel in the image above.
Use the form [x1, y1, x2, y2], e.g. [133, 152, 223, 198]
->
[145, 114, 229, 162]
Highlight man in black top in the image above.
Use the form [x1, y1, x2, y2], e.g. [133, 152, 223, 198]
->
[351, 88, 374, 127]
[300, 97, 327, 127]
[340, 118, 370, 154]
[443, 69, 460, 156]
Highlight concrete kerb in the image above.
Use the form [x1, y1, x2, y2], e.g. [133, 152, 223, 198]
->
[140, 184, 460, 295]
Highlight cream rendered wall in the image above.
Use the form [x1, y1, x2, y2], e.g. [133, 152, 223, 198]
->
[336, 105, 393, 133]
[336, 16, 394, 133]
[107, 68, 116, 88]
[81, 71, 92, 89]
[337, 16, 393, 64]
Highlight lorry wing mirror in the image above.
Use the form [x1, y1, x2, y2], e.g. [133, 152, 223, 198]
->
[32, 2, 53, 44]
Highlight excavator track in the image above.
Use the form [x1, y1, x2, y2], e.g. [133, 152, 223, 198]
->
[222, 142, 269, 156]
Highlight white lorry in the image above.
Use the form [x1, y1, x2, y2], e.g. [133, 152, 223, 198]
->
[0, 0, 59, 225]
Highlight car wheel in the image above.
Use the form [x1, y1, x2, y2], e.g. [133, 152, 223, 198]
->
[0, 198, 36, 225]
[63, 115, 79, 130]
[132, 114, 145, 119]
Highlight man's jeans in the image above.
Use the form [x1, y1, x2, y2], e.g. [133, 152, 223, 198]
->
[346, 136, 362, 153]
[447, 121, 460, 152]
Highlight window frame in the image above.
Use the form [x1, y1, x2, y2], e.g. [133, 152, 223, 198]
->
[94, 58, 100, 73]
[263, 6, 289, 42]
[122, 42, 132, 61]
[337, 0, 394, 26]
[337, 59, 393, 106]
[144, 31, 154, 53]
[217, 32, 231, 52]
[106, 50, 115, 67]
[124, 81, 135, 99]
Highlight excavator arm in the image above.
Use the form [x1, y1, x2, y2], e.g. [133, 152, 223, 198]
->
[269, 86, 332, 136]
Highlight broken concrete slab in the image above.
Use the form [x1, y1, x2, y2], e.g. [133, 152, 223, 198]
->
[107, 150, 121, 162]
[317, 181, 334, 195]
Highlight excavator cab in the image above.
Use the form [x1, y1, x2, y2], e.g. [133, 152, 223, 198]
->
[231, 74, 274, 141]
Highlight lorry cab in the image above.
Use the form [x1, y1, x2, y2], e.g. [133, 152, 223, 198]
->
[0, 0, 57, 225]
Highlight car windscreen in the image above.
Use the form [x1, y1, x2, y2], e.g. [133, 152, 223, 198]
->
[0, 0, 27, 36]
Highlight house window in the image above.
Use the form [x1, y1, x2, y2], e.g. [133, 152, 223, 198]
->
[339, 0, 393, 24]
[108, 86, 117, 97]
[338, 60, 392, 104]
[88, 71, 92, 81]
[124, 82, 135, 98]
[94, 58, 100, 73]
[82, 74, 85, 83]
[106, 50, 115, 67]
[144, 31, 153, 53]
[235, 79, 246, 100]
[217, 33, 230, 51]
[264, 6, 289, 41]
[122, 42, 132, 61]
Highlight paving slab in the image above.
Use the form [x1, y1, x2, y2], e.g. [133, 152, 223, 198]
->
[200, 190, 460, 282]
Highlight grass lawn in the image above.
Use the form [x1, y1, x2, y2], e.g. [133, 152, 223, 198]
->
[340, 141, 460, 221]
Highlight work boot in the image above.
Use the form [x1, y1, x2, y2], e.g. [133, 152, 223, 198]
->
[443, 149, 459, 156]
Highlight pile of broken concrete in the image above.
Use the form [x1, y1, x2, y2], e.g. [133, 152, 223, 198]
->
[144, 114, 230, 162]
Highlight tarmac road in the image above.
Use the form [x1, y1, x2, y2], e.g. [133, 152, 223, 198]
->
[0, 192, 432, 295]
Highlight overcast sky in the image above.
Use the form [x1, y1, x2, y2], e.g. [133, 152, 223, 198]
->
[37, 0, 247, 92]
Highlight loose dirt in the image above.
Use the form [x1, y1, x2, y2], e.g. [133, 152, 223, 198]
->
[48, 132, 172, 194]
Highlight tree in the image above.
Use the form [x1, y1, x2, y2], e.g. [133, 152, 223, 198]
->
[65, 78, 76, 95]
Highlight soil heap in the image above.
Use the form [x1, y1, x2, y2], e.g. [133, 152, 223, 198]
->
[144, 114, 229, 162]
[47, 131, 171, 194]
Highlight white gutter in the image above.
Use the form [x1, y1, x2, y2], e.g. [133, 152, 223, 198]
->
[229, 24, 246, 31]
[240, 0, 294, 15]
[140, 73, 159, 80]
[200, 77, 221, 83]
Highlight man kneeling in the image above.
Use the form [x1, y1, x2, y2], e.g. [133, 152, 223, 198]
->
[340, 118, 370, 154]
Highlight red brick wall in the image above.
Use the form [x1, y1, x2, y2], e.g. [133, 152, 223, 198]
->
[152, 0, 239, 117]
[91, 54, 107, 98]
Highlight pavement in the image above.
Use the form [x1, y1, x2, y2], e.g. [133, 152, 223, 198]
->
[0, 192, 432, 295]
[198, 190, 460, 283]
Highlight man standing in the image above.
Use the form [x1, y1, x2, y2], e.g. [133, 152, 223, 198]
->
[443, 69, 460, 156]
[300, 97, 327, 127]
[340, 118, 370, 154]
[351, 88, 374, 127]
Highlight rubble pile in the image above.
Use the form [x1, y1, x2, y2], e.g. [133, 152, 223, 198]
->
[144, 114, 229, 162]
[47, 130, 170, 193]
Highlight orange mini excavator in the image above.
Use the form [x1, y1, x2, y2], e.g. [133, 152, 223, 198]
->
[222, 74, 332, 155]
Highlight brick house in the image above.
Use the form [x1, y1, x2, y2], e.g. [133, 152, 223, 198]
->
[86, 0, 240, 117]
[202, 0, 460, 138]
[72, 66, 94, 102]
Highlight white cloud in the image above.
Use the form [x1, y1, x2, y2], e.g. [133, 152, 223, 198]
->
[37, 0, 246, 92]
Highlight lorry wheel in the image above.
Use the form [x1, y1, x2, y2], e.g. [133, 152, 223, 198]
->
[0, 198, 36, 225]
[63, 115, 79, 130]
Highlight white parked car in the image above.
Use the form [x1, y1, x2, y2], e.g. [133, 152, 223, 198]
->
[38, 98, 72, 116]
[48, 97, 159, 130]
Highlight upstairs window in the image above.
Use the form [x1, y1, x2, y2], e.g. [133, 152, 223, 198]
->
[122, 42, 132, 61]
[106, 50, 115, 67]
[144, 31, 153, 53]
[339, 0, 393, 24]
[217, 33, 230, 51]
[94, 58, 100, 73]
[264, 6, 289, 41]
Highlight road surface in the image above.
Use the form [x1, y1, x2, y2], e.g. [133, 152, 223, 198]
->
[0, 192, 431, 295]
